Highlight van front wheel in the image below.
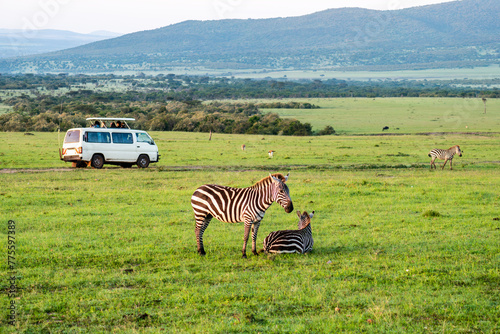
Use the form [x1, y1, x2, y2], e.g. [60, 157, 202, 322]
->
[91, 154, 105, 169]
[137, 154, 150, 168]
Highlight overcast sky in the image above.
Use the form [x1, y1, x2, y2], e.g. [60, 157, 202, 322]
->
[2, 0, 457, 34]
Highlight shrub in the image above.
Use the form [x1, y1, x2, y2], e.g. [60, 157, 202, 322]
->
[318, 125, 335, 135]
[422, 210, 441, 217]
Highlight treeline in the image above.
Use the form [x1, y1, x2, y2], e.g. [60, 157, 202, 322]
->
[256, 101, 320, 109]
[0, 73, 499, 99]
[0, 98, 318, 135]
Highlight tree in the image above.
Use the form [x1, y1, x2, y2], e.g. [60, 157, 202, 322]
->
[318, 125, 335, 135]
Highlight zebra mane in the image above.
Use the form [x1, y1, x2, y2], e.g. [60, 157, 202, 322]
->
[251, 173, 286, 188]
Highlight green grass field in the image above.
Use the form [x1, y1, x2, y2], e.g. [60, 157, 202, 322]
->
[1, 98, 499, 333]
[257, 97, 500, 134]
[0, 131, 499, 170]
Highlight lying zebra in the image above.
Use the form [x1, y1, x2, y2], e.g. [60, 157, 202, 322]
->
[262, 210, 314, 254]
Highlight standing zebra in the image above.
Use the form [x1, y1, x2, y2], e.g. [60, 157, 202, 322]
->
[263, 210, 314, 254]
[191, 173, 294, 258]
[428, 145, 462, 170]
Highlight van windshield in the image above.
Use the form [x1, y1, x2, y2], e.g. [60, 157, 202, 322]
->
[64, 130, 80, 143]
[136, 132, 154, 145]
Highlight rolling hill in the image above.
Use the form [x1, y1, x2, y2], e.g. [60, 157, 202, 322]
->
[0, 0, 498, 74]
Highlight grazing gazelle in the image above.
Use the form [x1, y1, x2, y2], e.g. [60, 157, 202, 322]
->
[268, 150, 274, 158]
[428, 145, 462, 170]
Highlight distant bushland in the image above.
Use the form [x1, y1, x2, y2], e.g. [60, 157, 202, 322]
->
[0, 98, 316, 136]
[1, 73, 499, 134]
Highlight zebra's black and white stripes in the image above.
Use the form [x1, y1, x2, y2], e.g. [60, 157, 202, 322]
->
[191, 173, 293, 258]
[428, 145, 462, 170]
[263, 210, 314, 254]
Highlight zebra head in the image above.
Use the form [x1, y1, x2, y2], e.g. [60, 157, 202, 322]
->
[297, 210, 314, 229]
[270, 173, 294, 213]
[455, 145, 462, 157]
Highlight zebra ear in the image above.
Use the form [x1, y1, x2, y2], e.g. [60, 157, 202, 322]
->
[309, 211, 315, 218]
[270, 174, 279, 184]
[297, 210, 301, 218]
[284, 172, 289, 182]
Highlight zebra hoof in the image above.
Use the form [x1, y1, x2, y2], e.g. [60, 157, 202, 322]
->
[198, 249, 206, 256]
[242, 253, 247, 259]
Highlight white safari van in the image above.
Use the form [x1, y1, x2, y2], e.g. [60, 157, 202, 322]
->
[60, 118, 159, 168]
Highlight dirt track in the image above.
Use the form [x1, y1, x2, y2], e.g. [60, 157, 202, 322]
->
[2, 161, 500, 174]
[0, 168, 75, 174]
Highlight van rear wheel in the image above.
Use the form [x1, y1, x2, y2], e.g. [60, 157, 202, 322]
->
[91, 154, 104, 169]
[137, 154, 150, 168]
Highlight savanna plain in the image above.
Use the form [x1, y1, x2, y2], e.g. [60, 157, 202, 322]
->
[1, 98, 499, 333]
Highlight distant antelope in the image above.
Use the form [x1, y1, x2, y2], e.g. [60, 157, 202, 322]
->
[268, 150, 274, 158]
[428, 145, 462, 170]
[263, 210, 314, 254]
[241, 144, 246, 151]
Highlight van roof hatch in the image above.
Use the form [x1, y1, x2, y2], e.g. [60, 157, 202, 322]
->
[86, 117, 135, 129]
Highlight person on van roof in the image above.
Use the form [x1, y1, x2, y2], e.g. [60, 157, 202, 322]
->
[93, 121, 100, 128]
[116, 121, 122, 128]
[110, 122, 117, 128]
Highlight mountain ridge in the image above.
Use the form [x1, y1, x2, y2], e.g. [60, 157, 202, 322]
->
[1, 0, 498, 73]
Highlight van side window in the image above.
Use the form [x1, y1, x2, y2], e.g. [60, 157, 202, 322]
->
[136, 133, 153, 144]
[112, 133, 133, 144]
[86, 132, 111, 143]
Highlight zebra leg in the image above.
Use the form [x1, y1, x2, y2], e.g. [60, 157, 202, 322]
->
[242, 222, 252, 258]
[195, 214, 212, 256]
[251, 221, 261, 256]
[430, 157, 436, 169]
[442, 159, 448, 170]
[449, 159, 453, 170]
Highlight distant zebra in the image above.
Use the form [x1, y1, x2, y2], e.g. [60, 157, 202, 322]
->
[191, 173, 294, 258]
[263, 210, 314, 254]
[428, 145, 462, 170]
